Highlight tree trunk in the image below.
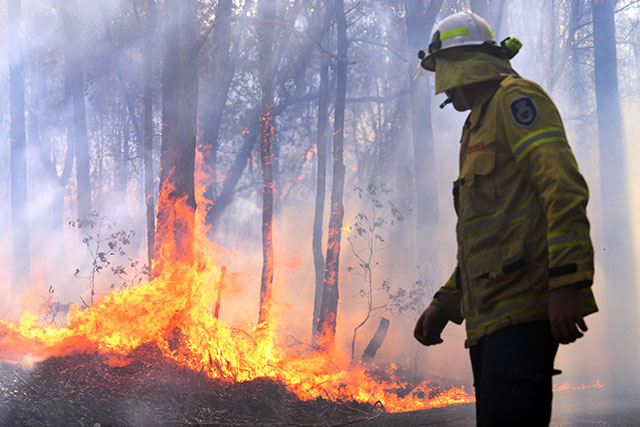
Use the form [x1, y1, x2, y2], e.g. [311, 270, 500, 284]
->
[201, 0, 235, 215]
[143, 0, 157, 271]
[63, 16, 92, 220]
[204, 2, 322, 230]
[206, 108, 261, 228]
[9, 0, 29, 292]
[569, 0, 589, 154]
[404, 0, 442, 271]
[256, 0, 276, 328]
[115, 107, 129, 195]
[155, 0, 198, 265]
[101, 11, 144, 189]
[311, 2, 331, 347]
[31, 55, 73, 233]
[316, 0, 348, 354]
[361, 317, 390, 365]
[591, 0, 640, 382]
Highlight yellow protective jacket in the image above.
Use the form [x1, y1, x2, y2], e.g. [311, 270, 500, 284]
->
[432, 75, 598, 347]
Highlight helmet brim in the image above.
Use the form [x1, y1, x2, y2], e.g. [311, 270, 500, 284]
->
[420, 43, 509, 72]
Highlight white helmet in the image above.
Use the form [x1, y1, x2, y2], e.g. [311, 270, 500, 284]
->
[417, 11, 520, 72]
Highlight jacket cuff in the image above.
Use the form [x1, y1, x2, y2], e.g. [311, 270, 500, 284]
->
[431, 298, 464, 325]
[548, 261, 593, 291]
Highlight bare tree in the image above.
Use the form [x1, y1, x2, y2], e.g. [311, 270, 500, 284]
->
[256, 0, 277, 328]
[311, 0, 332, 347]
[316, 0, 349, 354]
[143, 0, 157, 271]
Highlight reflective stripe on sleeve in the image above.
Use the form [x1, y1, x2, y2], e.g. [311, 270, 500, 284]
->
[440, 27, 469, 40]
[511, 126, 567, 164]
[456, 202, 542, 242]
[547, 230, 591, 253]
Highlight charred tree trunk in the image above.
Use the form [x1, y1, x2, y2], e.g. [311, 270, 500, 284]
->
[316, 0, 348, 354]
[311, 3, 331, 347]
[201, 0, 235, 217]
[155, 0, 198, 265]
[143, 0, 157, 271]
[404, 0, 442, 270]
[256, 0, 276, 328]
[9, 0, 29, 291]
[591, 0, 640, 382]
[361, 317, 390, 365]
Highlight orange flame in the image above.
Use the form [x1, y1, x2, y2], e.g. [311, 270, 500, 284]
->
[554, 379, 604, 392]
[0, 157, 473, 412]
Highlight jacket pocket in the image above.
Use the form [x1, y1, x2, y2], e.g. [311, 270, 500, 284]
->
[465, 240, 530, 309]
[459, 146, 499, 219]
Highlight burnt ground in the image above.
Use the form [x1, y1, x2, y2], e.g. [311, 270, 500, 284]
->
[0, 343, 381, 426]
[1, 344, 638, 427]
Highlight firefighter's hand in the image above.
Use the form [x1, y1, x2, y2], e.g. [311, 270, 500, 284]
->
[414, 304, 448, 346]
[549, 284, 588, 344]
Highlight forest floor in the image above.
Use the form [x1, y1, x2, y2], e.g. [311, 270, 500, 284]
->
[355, 386, 640, 427]
[1, 345, 638, 426]
[0, 343, 379, 426]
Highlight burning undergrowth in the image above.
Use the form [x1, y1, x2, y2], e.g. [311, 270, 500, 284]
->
[0, 165, 473, 423]
[0, 258, 472, 417]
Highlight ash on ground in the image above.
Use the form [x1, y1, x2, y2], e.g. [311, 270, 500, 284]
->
[0, 343, 381, 427]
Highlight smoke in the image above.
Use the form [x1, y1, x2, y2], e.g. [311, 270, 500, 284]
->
[0, 0, 638, 408]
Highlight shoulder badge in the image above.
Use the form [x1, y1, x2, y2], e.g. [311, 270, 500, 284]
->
[509, 96, 538, 127]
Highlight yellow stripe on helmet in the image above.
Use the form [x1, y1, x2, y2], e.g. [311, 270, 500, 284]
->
[440, 27, 469, 40]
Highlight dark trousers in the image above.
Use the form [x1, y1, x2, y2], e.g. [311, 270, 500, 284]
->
[469, 320, 559, 427]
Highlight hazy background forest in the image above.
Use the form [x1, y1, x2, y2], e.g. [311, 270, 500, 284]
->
[0, 0, 639, 390]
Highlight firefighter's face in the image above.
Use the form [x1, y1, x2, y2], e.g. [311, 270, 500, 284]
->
[449, 88, 472, 112]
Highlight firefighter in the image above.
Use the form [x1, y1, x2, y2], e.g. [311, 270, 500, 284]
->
[412, 11, 598, 427]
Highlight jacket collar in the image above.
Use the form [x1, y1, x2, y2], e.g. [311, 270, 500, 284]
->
[466, 80, 503, 131]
